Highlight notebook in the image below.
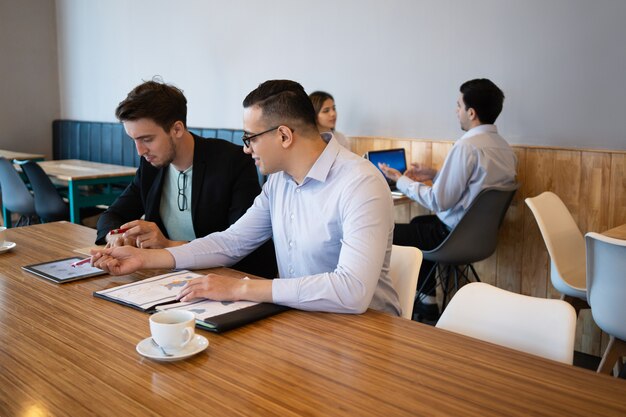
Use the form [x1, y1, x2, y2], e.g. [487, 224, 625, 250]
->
[365, 148, 407, 190]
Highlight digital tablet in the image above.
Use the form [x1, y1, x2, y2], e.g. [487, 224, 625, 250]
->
[22, 257, 107, 283]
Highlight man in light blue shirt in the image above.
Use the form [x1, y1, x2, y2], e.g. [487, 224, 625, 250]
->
[379, 79, 517, 321]
[93, 80, 400, 316]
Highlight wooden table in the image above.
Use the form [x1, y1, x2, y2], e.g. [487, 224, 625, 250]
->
[33, 159, 136, 224]
[604, 224, 626, 240]
[0, 149, 45, 161]
[1, 222, 625, 416]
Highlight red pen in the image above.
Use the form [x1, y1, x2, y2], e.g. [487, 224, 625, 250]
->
[71, 258, 92, 268]
[109, 227, 129, 235]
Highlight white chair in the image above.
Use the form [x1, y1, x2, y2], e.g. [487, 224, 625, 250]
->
[389, 245, 422, 319]
[525, 192, 588, 313]
[436, 282, 577, 364]
[585, 232, 626, 376]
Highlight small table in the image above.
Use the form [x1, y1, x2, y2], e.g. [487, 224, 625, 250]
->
[34, 159, 136, 224]
[603, 224, 626, 240]
[0, 149, 45, 161]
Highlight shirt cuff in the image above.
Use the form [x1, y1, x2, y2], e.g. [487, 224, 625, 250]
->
[396, 175, 414, 193]
[165, 246, 194, 269]
[272, 278, 301, 305]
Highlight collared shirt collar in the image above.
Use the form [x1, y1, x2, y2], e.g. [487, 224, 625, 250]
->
[281, 134, 340, 184]
[460, 124, 498, 140]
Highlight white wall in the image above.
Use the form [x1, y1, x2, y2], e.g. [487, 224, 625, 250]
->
[55, 0, 626, 150]
[0, 0, 60, 157]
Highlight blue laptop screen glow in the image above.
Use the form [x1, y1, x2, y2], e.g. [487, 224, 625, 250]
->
[366, 148, 407, 175]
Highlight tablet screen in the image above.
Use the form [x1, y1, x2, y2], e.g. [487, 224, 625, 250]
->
[22, 257, 106, 283]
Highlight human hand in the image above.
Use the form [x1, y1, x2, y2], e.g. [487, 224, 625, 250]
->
[404, 163, 437, 182]
[113, 220, 172, 249]
[91, 246, 145, 275]
[177, 274, 246, 302]
[378, 163, 402, 182]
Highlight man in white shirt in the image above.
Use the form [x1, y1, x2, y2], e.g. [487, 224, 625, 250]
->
[379, 78, 517, 321]
[93, 80, 400, 316]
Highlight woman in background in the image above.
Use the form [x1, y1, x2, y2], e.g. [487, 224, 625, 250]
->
[309, 91, 349, 148]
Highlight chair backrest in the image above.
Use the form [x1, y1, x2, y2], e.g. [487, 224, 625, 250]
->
[585, 232, 626, 341]
[0, 157, 36, 217]
[424, 184, 518, 264]
[525, 192, 586, 295]
[389, 245, 423, 319]
[436, 282, 576, 364]
[20, 161, 68, 222]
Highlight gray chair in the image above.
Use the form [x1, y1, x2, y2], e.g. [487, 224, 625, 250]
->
[0, 157, 37, 226]
[419, 184, 519, 310]
[19, 161, 69, 222]
[585, 232, 626, 376]
[20, 161, 105, 225]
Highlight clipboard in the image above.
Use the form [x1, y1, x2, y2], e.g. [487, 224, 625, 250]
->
[22, 257, 107, 283]
[94, 270, 288, 332]
[156, 300, 289, 333]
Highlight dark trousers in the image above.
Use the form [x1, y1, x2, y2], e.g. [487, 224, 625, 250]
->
[393, 215, 450, 296]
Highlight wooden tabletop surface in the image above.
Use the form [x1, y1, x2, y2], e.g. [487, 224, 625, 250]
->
[603, 223, 626, 240]
[0, 149, 45, 161]
[35, 159, 137, 181]
[1, 222, 625, 417]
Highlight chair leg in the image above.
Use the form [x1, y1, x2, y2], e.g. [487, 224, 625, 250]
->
[597, 336, 626, 376]
[416, 263, 439, 299]
[468, 264, 481, 282]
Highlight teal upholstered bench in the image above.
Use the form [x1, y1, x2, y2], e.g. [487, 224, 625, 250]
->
[52, 120, 261, 183]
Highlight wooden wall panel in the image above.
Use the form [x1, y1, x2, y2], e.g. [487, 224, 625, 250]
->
[350, 136, 626, 356]
[609, 154, 626, 228]
[495, 147, 527, 293]
[520, 149, 553, 298]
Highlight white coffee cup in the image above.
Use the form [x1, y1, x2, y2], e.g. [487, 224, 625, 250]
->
[149, 310, 195, 351]
[0, 227, 6, 247]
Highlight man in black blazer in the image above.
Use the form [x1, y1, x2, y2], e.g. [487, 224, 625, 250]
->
[96, 79, 277, 278]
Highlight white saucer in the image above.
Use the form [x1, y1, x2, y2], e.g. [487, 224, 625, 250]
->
[0, 242, 16, 254]
[136, 334, 209, 362]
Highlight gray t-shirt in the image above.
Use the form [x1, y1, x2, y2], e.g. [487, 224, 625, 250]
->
[160, 165, 195, 242]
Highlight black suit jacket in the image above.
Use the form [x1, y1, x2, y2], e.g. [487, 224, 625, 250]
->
[95, 134, 277, 277]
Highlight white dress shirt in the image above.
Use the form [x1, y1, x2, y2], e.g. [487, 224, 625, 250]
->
[396, 125, 517, 229]
[167, 136, 401, 316]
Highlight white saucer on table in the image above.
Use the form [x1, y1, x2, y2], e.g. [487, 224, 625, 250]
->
[136, 334, 209, 362]
[0, 242, 16, 254]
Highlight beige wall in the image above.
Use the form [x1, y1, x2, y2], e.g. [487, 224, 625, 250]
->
[0, 0, 60, 158]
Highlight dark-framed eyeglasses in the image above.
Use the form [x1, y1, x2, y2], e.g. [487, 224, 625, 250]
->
[241, 126, 280, 148]
[177, 170, 188, 211]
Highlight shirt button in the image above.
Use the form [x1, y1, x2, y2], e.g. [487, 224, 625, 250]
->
[290, 213, 295, 220]
[289, 268, 294, 274]
[289, 241, 294, 247]
[296, 188, 301, 193]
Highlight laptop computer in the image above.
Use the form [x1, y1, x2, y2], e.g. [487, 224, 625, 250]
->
[365, 148, 407, 190]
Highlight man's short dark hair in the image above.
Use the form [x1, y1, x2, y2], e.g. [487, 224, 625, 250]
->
[309, 91, 334, 116]
[115, 78, 187, 131]
[459, 79, 504, 124]
[243, 80, 318, 131]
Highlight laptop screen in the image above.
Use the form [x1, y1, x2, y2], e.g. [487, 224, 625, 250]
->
[366, 148, 407, 176]
[365, 148, 407, 190]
